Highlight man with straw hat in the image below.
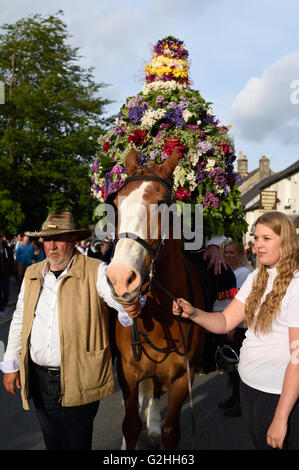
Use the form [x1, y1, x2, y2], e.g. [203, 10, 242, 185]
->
[0, 210, 142, 450]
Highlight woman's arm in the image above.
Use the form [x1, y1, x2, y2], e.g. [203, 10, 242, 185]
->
[173, 297, 246, 334]
[266, 327, 299, 449]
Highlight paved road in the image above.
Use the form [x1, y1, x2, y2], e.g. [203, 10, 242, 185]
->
[0, 277, 254, 451]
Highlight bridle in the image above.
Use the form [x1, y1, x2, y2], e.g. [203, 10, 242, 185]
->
[107, 166, 176, 298]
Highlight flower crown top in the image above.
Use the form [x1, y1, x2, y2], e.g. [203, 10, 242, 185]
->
[90, 36, 248, 240]
[145, 36, 190, 85]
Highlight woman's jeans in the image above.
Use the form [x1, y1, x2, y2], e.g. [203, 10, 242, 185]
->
[240, 380, 299, 450]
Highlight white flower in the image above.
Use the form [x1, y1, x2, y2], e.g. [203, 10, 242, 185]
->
[140, 108, 166, 129]
[190, 153, 199, 166]
[182, 109, 194, 122]
[207, 107, 213, 116]
[215, 186, 224, 195]
[197, 119, 201, 125]
[173, 164, 188, 190]
[185, 170, 197, 191]
[142, 81, 189, 96]
[205, 158, 216, 172]
[94, 175, 105, 186]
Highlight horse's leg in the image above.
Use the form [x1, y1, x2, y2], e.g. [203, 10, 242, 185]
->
[161, 371, 195, 450]
[117, 359, 142, 450]
[144, 378, 162, 448]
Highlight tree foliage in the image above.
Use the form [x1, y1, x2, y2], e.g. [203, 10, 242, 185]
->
[0, 10, 113, 237]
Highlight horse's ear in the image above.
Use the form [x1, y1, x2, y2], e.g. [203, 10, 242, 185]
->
[125, 148, 140, 177]
[159, 149, 181, 182]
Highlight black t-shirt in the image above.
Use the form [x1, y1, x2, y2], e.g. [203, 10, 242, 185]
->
[50, 269, 64, 278]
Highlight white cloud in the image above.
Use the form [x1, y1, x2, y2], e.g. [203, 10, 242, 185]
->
[229, 50, 299, 145]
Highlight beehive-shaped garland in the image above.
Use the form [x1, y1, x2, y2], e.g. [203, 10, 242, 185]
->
[90, 36, 247, 240]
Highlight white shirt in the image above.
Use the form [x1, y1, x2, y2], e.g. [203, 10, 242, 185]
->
[0, 260, 143, 373]
[233, 266, 251, 328]
[236, 268, 299, 394]
[234, 266, 251, 289]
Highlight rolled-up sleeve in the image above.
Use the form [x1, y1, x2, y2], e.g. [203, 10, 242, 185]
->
[96, 262, 146, 327]
[0, 280, 25, 372]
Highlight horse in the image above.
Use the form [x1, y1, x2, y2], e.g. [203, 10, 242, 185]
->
[106, 147, 207, 450]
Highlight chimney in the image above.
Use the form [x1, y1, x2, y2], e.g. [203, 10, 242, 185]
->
[259, 155, 270, 180]
[237, 151, 248, 178]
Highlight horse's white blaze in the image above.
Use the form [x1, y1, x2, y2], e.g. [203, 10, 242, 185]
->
[145, 398, 162, 437]
[111, 182, 150, 274]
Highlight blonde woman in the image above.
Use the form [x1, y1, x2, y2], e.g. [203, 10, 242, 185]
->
[173, 212, 299, 450]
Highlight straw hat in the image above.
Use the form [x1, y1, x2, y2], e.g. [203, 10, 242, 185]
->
[25, 210, 91, 241]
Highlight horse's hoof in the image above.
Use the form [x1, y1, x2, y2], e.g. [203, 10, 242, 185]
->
[147, 433, 161, 450]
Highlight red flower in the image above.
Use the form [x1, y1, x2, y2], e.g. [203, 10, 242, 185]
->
[175, 186, 191, 201]
[218, 142, 230, 154]
[163, 136, 185, 157]
[102, 141, 110, 152]
[128, 129, 147, 146]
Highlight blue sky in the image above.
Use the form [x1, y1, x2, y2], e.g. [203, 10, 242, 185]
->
[1, 0, 299, 173]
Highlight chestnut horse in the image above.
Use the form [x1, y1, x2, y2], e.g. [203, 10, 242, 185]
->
[106, 148, 206, 450]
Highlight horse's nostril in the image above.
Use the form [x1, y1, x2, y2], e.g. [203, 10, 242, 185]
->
[128, 271, 137, 285]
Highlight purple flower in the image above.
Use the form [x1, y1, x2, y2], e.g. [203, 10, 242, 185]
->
[165, 108, 185, 129]
[197, 141, 213, 154]
[128, 102, 148, 125]
[127, 95, 143, 108]
[187, 124, 200, 131]
[208, 167, 226, 185]
[203, 191, 219, 209]
[150, 149, 159, 160]
[110, 164, 124, 174]
[92, 160, 99, 173]
[114, 125, 126, 135]
[139, 152, 149, 166]
[167, 102, 178, 109]
[154, 130, 167, 143]
[178, 99, 189, 111]
[155, 95, 165, 105]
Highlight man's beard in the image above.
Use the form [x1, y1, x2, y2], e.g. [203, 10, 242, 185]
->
[47, 247, 73, 269]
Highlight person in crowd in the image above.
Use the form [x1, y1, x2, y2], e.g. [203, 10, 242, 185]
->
[246, 241, 256, 268]
[75, 240, 87, 255]
[27, 240, 45, 264]
[0, 210, 142, 450]
[15, 235, 33, 287]
[217, 240, 252, 417]
[173, 212, 299, 450]
[0, 233, 14, 315]
[87, 238, 113, 263]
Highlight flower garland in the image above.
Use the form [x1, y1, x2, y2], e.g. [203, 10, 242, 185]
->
[90, 36, 247, 240]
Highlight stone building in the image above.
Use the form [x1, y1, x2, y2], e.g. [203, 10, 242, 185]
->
[236, 154, 299, 243]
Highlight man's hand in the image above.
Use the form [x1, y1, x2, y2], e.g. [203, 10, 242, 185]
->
[123, 303, 142, 319]
[3, 371, 21, 395]
[203, 245, 227, 275]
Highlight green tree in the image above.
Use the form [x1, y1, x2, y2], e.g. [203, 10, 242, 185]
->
[0, 10, 113, 237]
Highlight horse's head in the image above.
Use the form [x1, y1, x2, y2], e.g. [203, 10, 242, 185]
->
[106, 148, 181, 304]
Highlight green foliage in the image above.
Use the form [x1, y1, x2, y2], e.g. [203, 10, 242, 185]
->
[0, 10, 112, 235]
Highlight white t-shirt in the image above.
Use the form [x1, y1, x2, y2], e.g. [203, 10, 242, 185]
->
[234, 266, 251, 328]
[234, 266, 251, 289]
[236, 267, 299, 394]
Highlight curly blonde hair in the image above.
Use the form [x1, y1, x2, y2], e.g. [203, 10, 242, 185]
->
[245, 212, 298, 334]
